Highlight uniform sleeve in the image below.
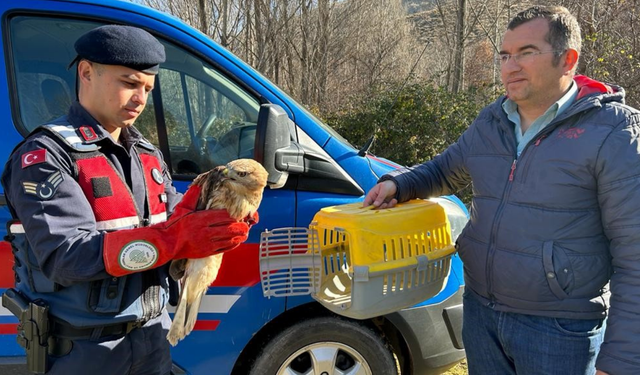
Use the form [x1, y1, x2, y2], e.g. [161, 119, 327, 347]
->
[3, 136, 110, 286]
[595, 112, 640, 374]
[381, 117, 476, 203]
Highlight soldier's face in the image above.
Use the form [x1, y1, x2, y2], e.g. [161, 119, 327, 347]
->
[80, 62, 155, 134]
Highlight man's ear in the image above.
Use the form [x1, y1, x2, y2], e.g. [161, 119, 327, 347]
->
[564, 49, 579, 72]
[77, 60, 93, 84]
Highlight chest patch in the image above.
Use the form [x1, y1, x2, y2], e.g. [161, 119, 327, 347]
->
[91, 177, 113, 198]
[151, 168, 164, 185]
[22, 170, 64, 200]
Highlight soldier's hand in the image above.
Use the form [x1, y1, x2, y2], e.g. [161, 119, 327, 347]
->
[363, 180, 398, 209]
[102, 185, 250, 277]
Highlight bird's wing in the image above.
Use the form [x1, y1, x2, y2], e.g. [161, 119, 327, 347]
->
[192, 165, 227, 211]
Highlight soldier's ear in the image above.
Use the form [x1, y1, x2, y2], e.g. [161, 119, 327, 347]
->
[78, 60, 93, 84]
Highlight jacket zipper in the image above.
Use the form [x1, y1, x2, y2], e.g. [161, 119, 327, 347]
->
[508, 160, 517, 182]
[483, 97, 595, 304]
[534, 134, 547, 146]
[485, 130, 550, 302]
[485, 170, 515, 302]
[95, 149, 156, 320]
[133, 146, 163, 321]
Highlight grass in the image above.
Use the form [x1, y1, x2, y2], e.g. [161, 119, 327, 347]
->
[442, 360, 468, 375]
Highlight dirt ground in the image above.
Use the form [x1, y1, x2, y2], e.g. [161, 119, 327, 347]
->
[443, 359, 468, 375]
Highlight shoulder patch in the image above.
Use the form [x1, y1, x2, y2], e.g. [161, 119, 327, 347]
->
[22, 171, 64, 200]
[79, 126, 98, 141]
[42, 124, 100, 152]
[21, 149, 47, 169]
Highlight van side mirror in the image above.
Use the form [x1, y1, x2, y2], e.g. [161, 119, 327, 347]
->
[254, 104, 304, 188]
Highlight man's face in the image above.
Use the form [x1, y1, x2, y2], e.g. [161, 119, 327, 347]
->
[500, 18, 569, 110]
[81, 62, 155, 134]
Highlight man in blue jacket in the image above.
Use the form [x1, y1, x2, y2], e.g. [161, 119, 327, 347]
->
[364, 5, 639, 375]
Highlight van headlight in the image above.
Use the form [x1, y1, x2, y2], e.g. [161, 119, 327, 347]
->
[429, 197, 469, 242]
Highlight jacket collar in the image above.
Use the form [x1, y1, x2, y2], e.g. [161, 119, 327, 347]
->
[66, 101, 145, 149]
[492, 75, 625, 126]
[574, 75, 615, 100]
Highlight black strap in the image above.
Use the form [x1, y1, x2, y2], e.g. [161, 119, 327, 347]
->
[50, 318, 145, 340]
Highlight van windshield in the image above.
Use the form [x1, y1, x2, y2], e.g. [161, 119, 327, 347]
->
[298, 102, 354, 149]
[237, 60, 354, 149]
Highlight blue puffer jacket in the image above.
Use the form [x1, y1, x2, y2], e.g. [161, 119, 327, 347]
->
[383, 75, 640, 374]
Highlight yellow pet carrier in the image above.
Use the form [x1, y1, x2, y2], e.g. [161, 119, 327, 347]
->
[259, 199, 458, 319]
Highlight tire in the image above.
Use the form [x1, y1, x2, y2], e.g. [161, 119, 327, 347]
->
[248, 316, 398, 375]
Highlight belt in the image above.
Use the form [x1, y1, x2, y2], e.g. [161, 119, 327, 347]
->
[51, 318, 147, 340]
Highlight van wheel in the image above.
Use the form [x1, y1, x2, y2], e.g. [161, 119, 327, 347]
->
[248, 316, 398, 375]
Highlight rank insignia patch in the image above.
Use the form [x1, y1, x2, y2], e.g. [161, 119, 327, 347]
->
[23, 171, 64, 200]
[79, 126, 98, 141]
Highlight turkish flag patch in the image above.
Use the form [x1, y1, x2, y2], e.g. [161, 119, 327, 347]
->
[21, 149, 47, 169]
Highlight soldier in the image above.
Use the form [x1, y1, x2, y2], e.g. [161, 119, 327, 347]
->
[1, 25, 253, 374]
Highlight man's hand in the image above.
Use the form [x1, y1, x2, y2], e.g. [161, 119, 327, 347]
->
[596, 370, 609, 375]
[363, 180, 398, 209]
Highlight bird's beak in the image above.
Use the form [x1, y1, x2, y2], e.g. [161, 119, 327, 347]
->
[221, 167, 232, 181]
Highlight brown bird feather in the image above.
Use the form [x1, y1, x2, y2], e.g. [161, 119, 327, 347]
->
[167, 159, 268, 346]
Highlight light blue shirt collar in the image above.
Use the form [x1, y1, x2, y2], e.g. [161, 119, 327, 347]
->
[503, 81, 578, 157]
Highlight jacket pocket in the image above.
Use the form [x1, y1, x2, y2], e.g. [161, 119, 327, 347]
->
[542, 241, 572, 299]
[455, 233, 487, 288]
[16, 239, 59, 293]
[87, 276, 126, 314]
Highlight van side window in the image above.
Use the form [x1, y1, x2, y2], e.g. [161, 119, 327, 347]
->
[8, 15, 260, 177]
[157, 45, 260, 175]
[8, 17, 101, 132]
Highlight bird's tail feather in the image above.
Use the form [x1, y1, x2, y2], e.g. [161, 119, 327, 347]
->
[184, 290, 206, 335]
[167, 278, 189, 346]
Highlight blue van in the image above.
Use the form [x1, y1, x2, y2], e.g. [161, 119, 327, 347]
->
[0, 0, 466, 374]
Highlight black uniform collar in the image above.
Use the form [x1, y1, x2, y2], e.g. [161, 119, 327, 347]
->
[121, 126, 146, 146]
[67, 102, 102, 135]
[67, 101, 146, 148]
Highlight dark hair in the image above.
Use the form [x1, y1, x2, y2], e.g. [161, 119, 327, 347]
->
[508, 6, 581, 66]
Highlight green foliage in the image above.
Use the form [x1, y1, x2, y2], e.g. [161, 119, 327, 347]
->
[583, 31, 639, 109]
[323, 83, 498, 204]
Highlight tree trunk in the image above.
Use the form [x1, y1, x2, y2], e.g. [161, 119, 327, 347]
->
[299, 0, 310, 104]
[197, 0, 208, 35]
[316, 0, 330, 108]
[451, 0, 466, 93]
[220, 0, 229, 47]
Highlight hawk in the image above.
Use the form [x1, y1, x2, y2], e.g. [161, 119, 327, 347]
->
[166, 158, 268, 346]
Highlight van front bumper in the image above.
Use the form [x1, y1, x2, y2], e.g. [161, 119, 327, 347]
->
[386, 286, 465, 375]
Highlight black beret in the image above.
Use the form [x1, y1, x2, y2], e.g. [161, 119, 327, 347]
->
[71, 25, 165, 74]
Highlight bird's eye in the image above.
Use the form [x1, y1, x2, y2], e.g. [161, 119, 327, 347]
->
[236, 171, 248, 177]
